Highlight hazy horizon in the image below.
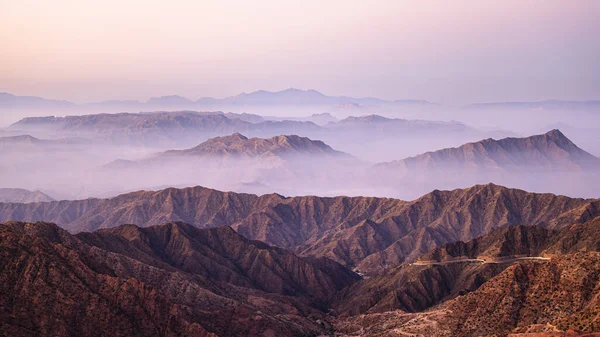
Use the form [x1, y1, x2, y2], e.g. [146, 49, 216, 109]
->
[2, 0, 599, 105]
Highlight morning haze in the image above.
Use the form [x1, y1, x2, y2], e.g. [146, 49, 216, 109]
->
[2, 2, 600, 337]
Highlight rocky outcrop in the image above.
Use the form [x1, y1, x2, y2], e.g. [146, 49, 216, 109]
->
[443, 252, 600, 336]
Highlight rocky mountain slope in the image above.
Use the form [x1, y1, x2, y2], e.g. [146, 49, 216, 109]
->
[3, 217, 600, 337]
[0, 184, 597, 275]
[418, 225, 554, 262]
[333, 225, 554, 317]
[0, 221, 359, 337]
[333, 217, 600, 336]
[443, 251, 600, 336]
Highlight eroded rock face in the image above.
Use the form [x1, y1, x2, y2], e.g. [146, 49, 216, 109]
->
[334, 217, 600, 318]
[0, 221, 359, 337]
[332, 261, 507, 316]
[418, 224, 555, 262]
[333, 217, 600, 336]
[333, 252, 600, 336]
[443, 252, 600, 336]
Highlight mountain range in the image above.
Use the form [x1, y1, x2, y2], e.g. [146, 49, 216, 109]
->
[334, 217, 600, 336]
[0, 220, 358, 336]
[0, 183, 598, 276]
[3, 212, 600, 336]
[97, 132, 358, 198]
[156, 132, 347, 159]
[5, 90, 600, 113]
[0, 89, 432, 112]
[3, 126, 599, 200]
[98, 129, 600, 200]
[8, 110, 495, 163]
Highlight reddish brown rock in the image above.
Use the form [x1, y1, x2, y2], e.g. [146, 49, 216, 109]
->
[0, 221, 359, 337]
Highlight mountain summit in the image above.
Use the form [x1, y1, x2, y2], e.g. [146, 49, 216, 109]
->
[381, 129, 600, 171]
[161, 133, 347, 158]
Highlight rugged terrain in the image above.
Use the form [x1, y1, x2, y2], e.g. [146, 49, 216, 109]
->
[333, 217, 600, 336]
[0, 221, 359, 337]
[0, 183, 598, 276]
[3, 216, 600, 337]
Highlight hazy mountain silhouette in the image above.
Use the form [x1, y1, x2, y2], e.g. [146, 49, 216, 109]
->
[0, 188, 55, 203]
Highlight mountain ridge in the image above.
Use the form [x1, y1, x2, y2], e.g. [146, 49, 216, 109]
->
[0, 89, 433, 111]
[0, 183, 597, 275]
[0, 220, 359, 336]
[158, 133, 348, 159]
[379, 129, 600, 170]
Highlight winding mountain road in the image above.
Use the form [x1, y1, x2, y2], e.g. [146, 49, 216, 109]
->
[411, 256, 550, 266]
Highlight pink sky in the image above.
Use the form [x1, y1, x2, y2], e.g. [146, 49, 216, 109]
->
[1, 0, 598, 104]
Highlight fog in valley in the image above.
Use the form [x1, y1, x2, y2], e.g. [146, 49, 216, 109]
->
[1, 93, 600, 201]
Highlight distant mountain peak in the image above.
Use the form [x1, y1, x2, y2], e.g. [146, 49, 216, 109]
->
[229, 132, 248, 140]
[0, 134, 42, 143]
[339, 114, 392, 123]
[0, 188, 55, 203]
[380, 130, 599, 173]
[146, 95, 193, 105]
[165, 133, 345, 158]
[543, 128, 568, 141]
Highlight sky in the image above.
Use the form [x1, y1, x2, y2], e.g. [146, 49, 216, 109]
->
[1, 0, 599, 105]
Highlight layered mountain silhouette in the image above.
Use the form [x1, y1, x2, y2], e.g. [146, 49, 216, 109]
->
[9, 110, 480, 151]
[0, 89, 431, 111]
[97, 133, 357, 197]
[10, 111, 267, 147]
